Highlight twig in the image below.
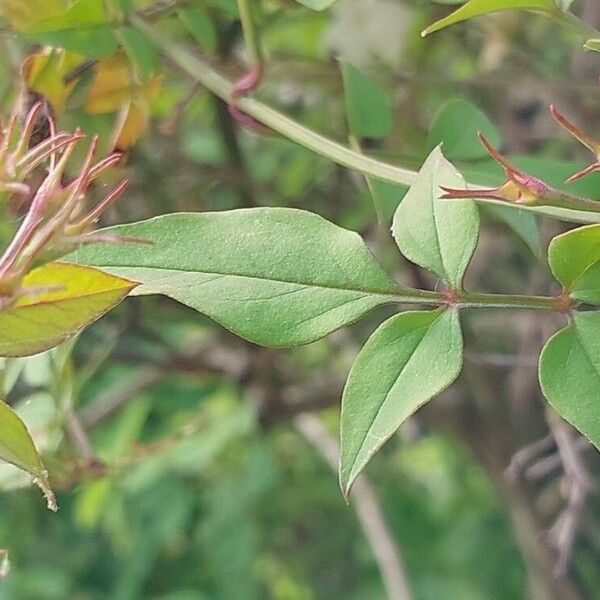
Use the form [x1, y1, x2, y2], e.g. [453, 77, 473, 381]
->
[547, 415, 593, 579]
[506, 434, 555, 481]
[294, 413, 412, 600]
[79, 366, 164, 428]
[525, 437, 592, 481]
[466, 350, 539, 368]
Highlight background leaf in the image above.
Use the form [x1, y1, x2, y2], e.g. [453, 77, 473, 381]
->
[0, 262, 135, 357]
[0, 398, 56, 510]
[342, 63, 392, 140]
[340, 308, 463, 496]
[540, 312, 600, 449]
[392, 146, 479, 289]
[428, 99, 501, 161]
[69, 210, 402, 347]
[178, 8, 217, 55]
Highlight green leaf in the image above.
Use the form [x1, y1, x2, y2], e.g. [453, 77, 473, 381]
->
[0, 262, 135, 358]
[0, 0, 106, 32]
[1, 0, 119, 57]
[428, 99, 501, 161]
[483, 205, 540, 257]
[342, 63, 392, 140]
[292, 0, 338, 9]
[548, 224, 600, 304]
[68, 209, 402, 347]
[178, 8, 217, 54]
[28, 26, 118, 58]
[392, 146, 479, 289]
[422, 0, 557, 37]
[540, 312, 600, 450]
[118, 27, 159, 80]
[368, 178, 408, 226]
[340, 308, 463, 496]
[0, 398, 56, 510]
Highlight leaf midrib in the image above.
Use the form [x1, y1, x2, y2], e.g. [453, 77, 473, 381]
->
[93, 263, 402, 299]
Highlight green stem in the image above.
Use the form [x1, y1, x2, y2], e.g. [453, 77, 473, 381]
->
[131, 15, 600, 225]
[237, 0, 264, 67]
[543, 190, 600, 214]
[456, 291, 561, 311]
[388, 288, 562, 311]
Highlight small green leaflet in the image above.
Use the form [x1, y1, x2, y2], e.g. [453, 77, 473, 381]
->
[340, 308, 463, 496]
[548, 224, 600, 304]
[0, 398, 57, 511]
[392, 146, 479, 290]
[540, 312, 600, 450]
[342, 63, 393, 140]
[422, 0, 558, 37]
[69, 209, 405, 347]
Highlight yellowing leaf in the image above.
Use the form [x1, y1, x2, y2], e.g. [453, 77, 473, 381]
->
[22, 48, 83, 112]
[0, 0, 68, 31]
[85, 52, 162, 114]
[0, 262, 136, 357]
[84, 52, 162, 148]
[0, 398, 56, 510]
[0, 0, 108, 32]
[422, 0, 557, 37]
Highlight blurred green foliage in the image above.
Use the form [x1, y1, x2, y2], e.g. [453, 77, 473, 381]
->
[0, 0, 599, 598]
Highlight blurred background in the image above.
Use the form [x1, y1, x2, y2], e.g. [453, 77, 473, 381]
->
[1, 0, 600, 598]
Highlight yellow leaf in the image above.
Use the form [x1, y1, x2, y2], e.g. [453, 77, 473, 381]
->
[85, 53, 133, 113]
[0, 262, 136, 357]
[22, 48, 83, 113]
[85, 52, 162, 114]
